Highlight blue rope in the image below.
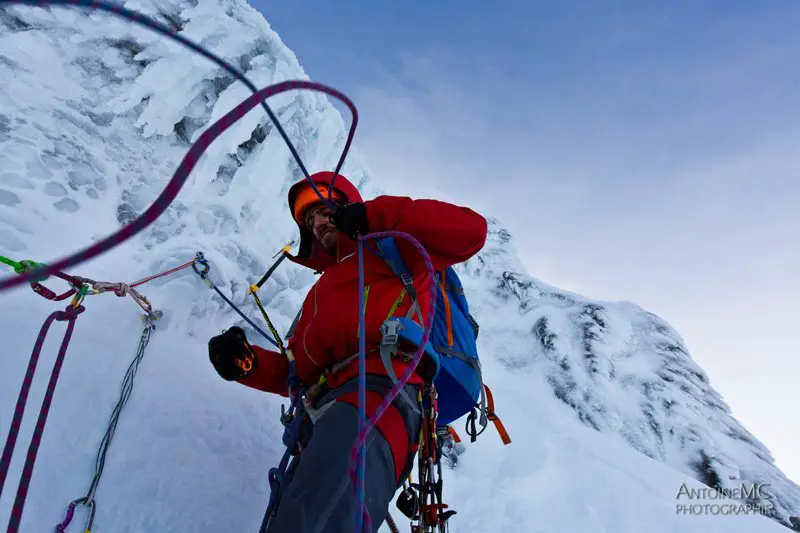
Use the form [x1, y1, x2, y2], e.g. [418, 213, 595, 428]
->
[356, 238, 368, 532]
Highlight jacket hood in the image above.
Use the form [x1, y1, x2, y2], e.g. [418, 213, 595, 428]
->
[285, 171, 363, 272]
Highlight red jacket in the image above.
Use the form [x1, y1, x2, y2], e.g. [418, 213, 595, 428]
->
[237, 171, 487, 478]
[239, 172, 487, 396]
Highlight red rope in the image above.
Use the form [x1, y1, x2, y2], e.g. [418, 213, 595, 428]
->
[130, 258, 197, 288]
[0, 304, 85, 533]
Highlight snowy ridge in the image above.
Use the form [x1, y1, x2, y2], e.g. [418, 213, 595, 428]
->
[0, 0, 798, 532]
[459, 220, 800, 529]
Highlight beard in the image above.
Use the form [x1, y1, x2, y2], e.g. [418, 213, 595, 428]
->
[317, 227, 338, 252]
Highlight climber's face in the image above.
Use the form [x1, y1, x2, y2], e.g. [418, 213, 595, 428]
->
[305, 204, 339, 252]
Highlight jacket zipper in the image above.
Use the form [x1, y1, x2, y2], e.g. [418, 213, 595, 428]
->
[303, 281, 321, 368]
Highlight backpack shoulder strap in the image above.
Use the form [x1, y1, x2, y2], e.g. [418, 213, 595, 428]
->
[376, 237, 424, 324]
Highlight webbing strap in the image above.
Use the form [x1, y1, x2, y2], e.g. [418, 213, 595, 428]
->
[484, 385, 511, 445]
[378, 333, 421, 415]
[377, 239, 424, 326]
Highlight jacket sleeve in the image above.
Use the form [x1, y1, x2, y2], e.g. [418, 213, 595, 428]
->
[237, 345, 290, 397]
[364, 195, 488, 271]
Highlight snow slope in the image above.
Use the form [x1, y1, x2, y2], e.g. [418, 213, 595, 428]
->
[0, 0, 798, 532]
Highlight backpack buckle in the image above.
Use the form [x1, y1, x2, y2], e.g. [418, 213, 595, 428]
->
[381, 319, 403, 346]
[400, 272, 414, 287]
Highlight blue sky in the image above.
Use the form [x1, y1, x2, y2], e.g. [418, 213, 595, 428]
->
[253, 1, 800, 481]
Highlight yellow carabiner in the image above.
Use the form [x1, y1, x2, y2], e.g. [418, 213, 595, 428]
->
[70, 287, 87, 309]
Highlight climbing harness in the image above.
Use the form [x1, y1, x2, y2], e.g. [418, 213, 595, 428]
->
[250, 230, 447, 533]
[56, 312, 160, 533]
[0, 0, 358, 295]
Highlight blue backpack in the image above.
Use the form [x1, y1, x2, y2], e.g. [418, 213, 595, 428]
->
[374, 238, 510, 444]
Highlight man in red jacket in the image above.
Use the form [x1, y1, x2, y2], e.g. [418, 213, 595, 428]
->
[207, 171, 487, 532]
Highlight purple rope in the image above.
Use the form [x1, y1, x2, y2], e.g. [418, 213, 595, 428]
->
[55, 501, 77, 533]
[55, 497, 95, 533]
[0, 304, 85, 533]
[0, 0, 358, 295]
[348, 231, 439, 531]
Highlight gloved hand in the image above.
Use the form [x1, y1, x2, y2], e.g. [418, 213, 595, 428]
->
[330, 202, 369, 240]
[208, 326, 257, 381]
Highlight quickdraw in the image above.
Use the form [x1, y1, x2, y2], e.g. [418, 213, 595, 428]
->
[56, 313, 160, 533]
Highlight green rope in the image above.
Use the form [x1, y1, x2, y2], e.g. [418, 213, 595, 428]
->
[0, 255, 24, 273]
[0, 256, 49, 282]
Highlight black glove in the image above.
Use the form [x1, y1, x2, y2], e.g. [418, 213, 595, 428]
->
[330, 202, 369, 240]
[208, 326, 257, 381]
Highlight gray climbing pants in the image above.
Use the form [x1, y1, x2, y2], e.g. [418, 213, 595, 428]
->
[265, 378, 421, 533]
